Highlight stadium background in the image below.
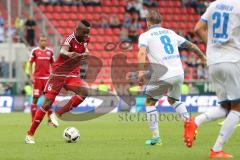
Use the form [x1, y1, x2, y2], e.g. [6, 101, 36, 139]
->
[0, 0, 216, 113]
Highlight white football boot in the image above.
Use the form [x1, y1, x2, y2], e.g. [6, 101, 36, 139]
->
[48, 113, 59, 127]
[25, 135, 35, 144]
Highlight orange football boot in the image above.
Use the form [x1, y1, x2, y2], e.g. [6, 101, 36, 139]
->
[184, 117, 198, 148]
[209, 149, 233, 159]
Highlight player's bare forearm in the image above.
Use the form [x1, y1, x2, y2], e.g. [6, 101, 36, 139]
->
[194, 20, 208, 44]
[29, 62, 33, 77]
[60, 50, 73, 59]
[85, 47, 90, 54]
[137, 47, 147, 71]
[182, 41, 206, 62]
[59, 45, 72, 59]
[29, 62, 35, 83]
[82, 48, 89, 63]
[196, 29, 207, 44]
[50, 65, 53, 73]
[137, 47, 148, 84]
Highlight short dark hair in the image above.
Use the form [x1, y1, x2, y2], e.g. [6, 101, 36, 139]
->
[80, 19, 91, 28]
[39, 35, 47, 39]
[146, 10, 162, 25]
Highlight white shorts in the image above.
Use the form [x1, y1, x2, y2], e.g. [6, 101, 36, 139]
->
[144, 75, 184, 100]
[209, 61, 240, 104]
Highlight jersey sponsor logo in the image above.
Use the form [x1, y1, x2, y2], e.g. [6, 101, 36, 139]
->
[37, 57, 51, 60]
[162, 55, 180, 60]
[46, 51, 51, 55]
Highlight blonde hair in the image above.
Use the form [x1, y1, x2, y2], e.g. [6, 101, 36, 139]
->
[146, 10, 162, 25]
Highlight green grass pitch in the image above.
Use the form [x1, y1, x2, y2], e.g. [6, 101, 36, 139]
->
[0, 113, 239, 160]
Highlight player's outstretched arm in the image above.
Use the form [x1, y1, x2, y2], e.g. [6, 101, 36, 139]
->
[182, 41, 206, 63]
[194, 20, 208, 44]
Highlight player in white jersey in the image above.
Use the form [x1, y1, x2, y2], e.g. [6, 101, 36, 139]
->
[137, 10, 206, 145]
[184, 0, 240, 158]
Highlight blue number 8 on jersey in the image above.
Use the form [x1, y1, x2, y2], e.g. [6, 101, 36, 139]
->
[160, 35, 174, 54]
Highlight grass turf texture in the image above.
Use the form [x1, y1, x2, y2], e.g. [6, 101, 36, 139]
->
[0, 113, 239, 160]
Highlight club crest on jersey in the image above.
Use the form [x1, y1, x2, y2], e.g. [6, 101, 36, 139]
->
[46, 51, 51, 55]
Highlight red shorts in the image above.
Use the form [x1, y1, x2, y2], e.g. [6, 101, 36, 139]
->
[44, 75, 87, 100]
[33, 78, 48, 98]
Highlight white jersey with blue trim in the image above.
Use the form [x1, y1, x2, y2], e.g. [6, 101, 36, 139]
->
[138, 25, 186, 80]
[201, 0, 240, 65]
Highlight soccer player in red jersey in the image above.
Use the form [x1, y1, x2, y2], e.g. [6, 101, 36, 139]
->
[29, 36, 58, 126]
[25, 20, 91, 144]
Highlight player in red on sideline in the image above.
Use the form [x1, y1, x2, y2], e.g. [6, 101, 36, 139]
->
[25, 20, 91, 144]
[29, 35, 58, 127]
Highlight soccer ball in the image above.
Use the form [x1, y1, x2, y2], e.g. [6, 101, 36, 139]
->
[63, 127, 80, 143]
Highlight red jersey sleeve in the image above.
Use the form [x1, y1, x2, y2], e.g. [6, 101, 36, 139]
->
[61, 35, 72, 47]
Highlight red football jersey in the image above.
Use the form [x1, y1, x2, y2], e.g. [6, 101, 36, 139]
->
[29, 47, 54, 79]
[52, 33, 89, 77]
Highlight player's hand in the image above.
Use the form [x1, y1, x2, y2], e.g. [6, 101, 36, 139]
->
[68, 52, 88, 61]
[30, 75, 35, 83]
[138, 71, 145, 86]
[200, 55, 207, 65]
[79, 52, 88, 61]
[67, 52, 79, 59]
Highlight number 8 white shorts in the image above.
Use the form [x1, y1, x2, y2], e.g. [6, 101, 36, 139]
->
[144, 74, 184, 101]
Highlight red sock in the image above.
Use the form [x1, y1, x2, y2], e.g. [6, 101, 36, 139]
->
[31, 103, 37, 122]
[56, 95, 84, 116]
[47, 108, 53, 118]
[27, 107, 46, 136]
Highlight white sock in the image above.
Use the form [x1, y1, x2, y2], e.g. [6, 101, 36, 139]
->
[146, 106, 159, 138]
[195, 107, 228, 127]
[172, 101, 189, 121]
[213, 110, 240, 152]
